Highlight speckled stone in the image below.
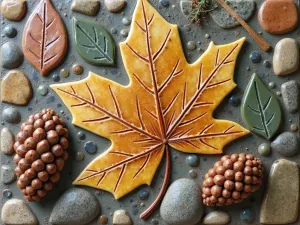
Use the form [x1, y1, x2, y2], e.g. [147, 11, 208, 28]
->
[258, 0, 298, 34]
[4, 24, 17, 38]
[281, 80, 299, 113]
[271, 132, 299, 157]
[260, 159, 299, 224]
[160, 178, 203, 225]
[113, 210, 132, 225]
[210, 0, 255, 29]
[84, 141, 97, 154]
[1, 70, 32, 105]
[71, 0, 100, 16]
[273, 38, 299, 76]
[37, 85, 48, 96]
[1, 199, 38, 225]
[1, 42, 24, 69]
[1, 165, 16, 184]
[1, 0, 27, 21]
[202, 211, 230, 225]
[1, 127, 14, 155]
[49, 188, 101, 225]
[2, 107, 21, 124]
[104, 0, 125, 13]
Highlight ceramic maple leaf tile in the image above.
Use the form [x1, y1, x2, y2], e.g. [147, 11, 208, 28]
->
[51, 0, 249, 218]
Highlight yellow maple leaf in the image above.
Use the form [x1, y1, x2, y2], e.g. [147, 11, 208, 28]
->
[51, 0, 249, 218]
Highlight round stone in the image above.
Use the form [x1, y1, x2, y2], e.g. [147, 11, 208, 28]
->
[2, 189, 12, 198]
[4, 25, 17, 38]
[72, 64, 83, 75]
[1, 42, 24, 69]
[249, 51, 261, 63]
[111, 27, 117, 34]
[76, 152, 85, 161]
[60, 68, 69, 78]
[263, 60, 271, 68]
[52, 74, 60, 82]
[99, 215, 108, 224]
[120, 29, 128, 37]
[187, 41, 196, 51]
[258, 143, 271, 156]
[122, 17, 131, 26]
[189, 169, 197, 178]
[159, 0, 169, 7]
[291, 124, 298, 132]
[271, 132, 299, 157]
[268, 82, 275, 89]
[37, 85, 48, 96]
[240, 208, 254, 223]
[276, 91, 281, 96]
[2, 107, 21, 124]
[84, 141, 97, 154]
[138, 189, 150, 200]
[186, 154, 200, 167]
[205, 34, 210, 39]
[104, 0, 126, 13]
[77, 131, 86, 140]
[229, 95, 240, 106]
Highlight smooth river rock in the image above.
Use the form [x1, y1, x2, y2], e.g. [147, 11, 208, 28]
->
[160, 178, 203, 225]
[49, 188, 101, 225]
[2, 107, 21, 124]
[271, 132, 299, 157]
[71, 0, 100, 16]
[1, 127, 15, 155]
[1, 199, 38, 225]
[273, 38, 299, 76]
[210, 0, 255, 29]
[113, 209, 132, 225]
[1, 165, 16, 184]
[203, 211, 230, 224]
[1, 42, 24, 69]
[1, 70, 33, 106]
[281, 80, 299, 113]
[260, 159, 299, 224]
[104, 0, 125, 12]
[1, 0, 27, 21]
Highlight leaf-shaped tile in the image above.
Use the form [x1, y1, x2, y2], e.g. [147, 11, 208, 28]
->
[22, 0, 68, 76]
[72, 17, 115, 66]
[241, 73, 282, 140]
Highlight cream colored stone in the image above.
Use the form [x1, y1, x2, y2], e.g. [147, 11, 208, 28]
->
[203, 211, 230, 224]
[1, 128, 14, 155]
[104, 0, 125, 12]
[71, 0, 100, 16]
[260, 159, 299, 224]
[113, 210, 132, 225]
[1, 0, 26, 21]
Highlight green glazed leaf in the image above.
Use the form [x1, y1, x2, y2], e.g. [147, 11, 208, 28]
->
[241, 73, 282, 140]
[73, 17, 115, 66]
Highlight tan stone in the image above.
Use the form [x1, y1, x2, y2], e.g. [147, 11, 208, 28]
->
[1, 0, 27, 21]
[71, 0, 100, 16]
[1, 128, 14, 155]
[260, 159, 299, 224]
[1, 70, 32, 106]
[113, 210, 132, 225]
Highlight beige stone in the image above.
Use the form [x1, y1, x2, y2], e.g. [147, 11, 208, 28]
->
[104, 0, 126, 13]
[1, 128, 14, 155]
[1, 0, 27, 21]
[1, 199, 38, 225]
[71, 0, 100, 16]
[1, 70, 32, 106]
[113, 209, 132, 225]
[203, 211, 230, 224]
[260, 159, 299, 224]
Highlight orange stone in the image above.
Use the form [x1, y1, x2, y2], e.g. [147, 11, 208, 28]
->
[258, 0, 298, 34]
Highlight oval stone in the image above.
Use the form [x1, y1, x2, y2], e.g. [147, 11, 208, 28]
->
[1, 42, 24, 69]
[203, 211, 230, 225]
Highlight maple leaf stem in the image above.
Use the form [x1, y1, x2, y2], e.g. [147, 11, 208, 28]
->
[140, 145, 170, 220]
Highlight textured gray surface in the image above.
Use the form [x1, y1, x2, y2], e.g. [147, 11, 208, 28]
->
[0, 0, 300, 224]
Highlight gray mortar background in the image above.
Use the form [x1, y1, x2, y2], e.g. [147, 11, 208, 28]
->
[0, 0, 300, 224]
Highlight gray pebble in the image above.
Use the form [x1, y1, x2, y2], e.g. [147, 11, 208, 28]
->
[2, 189, 12, 198]
[120, 29, 128, 37]
[281, 80, 299, 113]
[2, 107, 21, 124]
[268, 82, 275, 89]
[205, 34, 210, 39]
[122, 17, 131, 26]
[1, 165, 16, 184]
[1, 42, 24, 69]
[111, 27, 118, 34]
[187, 41, 196, 51]
[77, 131, 86, 140]
[186, 154, 200, 167]
[37, 85, 48, 96]
[160, 178, 203, 225]
[4, 25, 17, 38]
[49, 188, 101, 225]
[271, 132, 299, 157]
[188, 170, 197, 178]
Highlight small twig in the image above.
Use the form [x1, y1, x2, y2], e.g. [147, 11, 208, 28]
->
[216, 0, 271, 52]
[140, 146, 171, 220]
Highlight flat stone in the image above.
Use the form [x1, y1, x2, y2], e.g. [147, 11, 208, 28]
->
[260, 159, 299, 224]
[49, 188, 101, 225]
[1, 0, 27, 21]
[71, 0, 100, 16]
[210, 0, 255, 29]
[160, 178, 203, 225]
[258, 0, 298, 34]
[1, 165, 16, 184]
[1, 127, 15, 155]
[271, 132, 299, 157]
[203, 211, 230, 225]
[180, 1, 192, 21]
[1, 70, 32, 106]
[1, 199, 38, 225]
[1, 42, 24, 69]
[273, 38, 299, 76]
[2, 107, 21, 124]
[113, 209, 132, 225]
[281, 80, 299, 113]
[104, 0, 125, 13]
